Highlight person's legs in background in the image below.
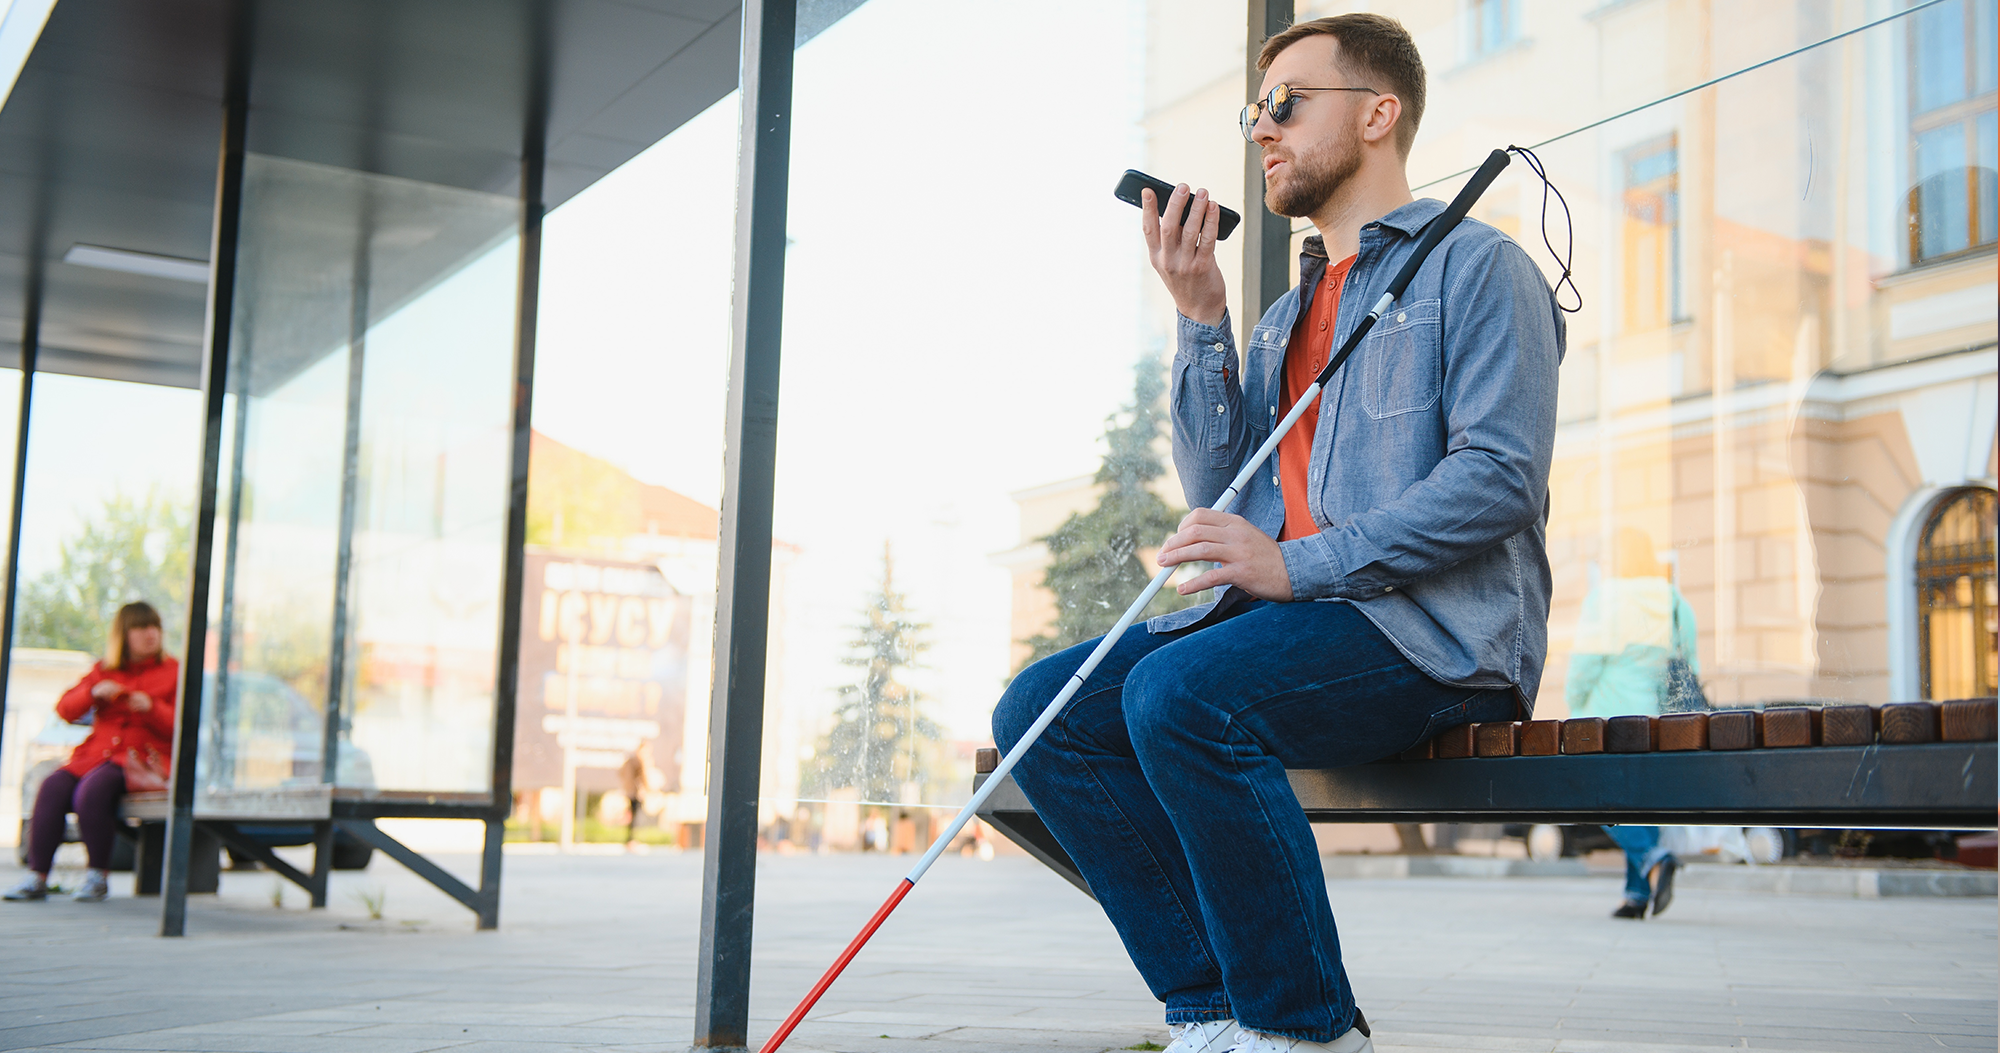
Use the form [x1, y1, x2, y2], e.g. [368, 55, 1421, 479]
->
[69, 763, 126, 900]
[1605, 825, 1676, 918]
[6, 768, 87, 900]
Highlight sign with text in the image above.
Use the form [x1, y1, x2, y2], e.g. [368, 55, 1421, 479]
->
[514, 551, 690, 791]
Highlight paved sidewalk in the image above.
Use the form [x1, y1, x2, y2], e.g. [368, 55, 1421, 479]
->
[1, 850, 1993, 1052]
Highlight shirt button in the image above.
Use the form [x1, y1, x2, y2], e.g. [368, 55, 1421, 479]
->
[1318, 319, 1327, 331]
[1383, 586, 1394, 593]
[1215, 404, 1226, 414]
[1396, 312, 1407, 323]
[1212, 341, 1225, 352]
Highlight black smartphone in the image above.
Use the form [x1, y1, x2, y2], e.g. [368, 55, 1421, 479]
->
[1114, 169, 1242, 241]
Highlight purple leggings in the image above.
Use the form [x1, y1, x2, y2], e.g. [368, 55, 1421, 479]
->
[27, 762, 125, 873]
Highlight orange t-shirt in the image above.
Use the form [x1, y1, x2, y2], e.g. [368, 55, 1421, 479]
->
[1277, 254, 1357, 542]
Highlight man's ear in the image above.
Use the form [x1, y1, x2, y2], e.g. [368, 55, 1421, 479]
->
[1361, 93, 1402, 147]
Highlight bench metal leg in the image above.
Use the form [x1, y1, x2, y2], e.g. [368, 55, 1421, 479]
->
[134, 822, 219, 897]
[335, 819, 498, 924]
[133, 822, 165, 896]
[203, 821, 322, 901]
[309, 821, 334, 908]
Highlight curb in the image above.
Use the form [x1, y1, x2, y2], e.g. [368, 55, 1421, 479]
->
[1675, 863, 1997, 898]
[1323, 855, 1589, 878]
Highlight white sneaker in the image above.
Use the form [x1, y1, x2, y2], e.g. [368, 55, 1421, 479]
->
[72, 870, 108, 902]
[1222, 1025, 1372, 1053]
[1164, 1019, 1239, 1053]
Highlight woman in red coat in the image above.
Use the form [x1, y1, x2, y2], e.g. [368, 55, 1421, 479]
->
[5, 602, 178, 902]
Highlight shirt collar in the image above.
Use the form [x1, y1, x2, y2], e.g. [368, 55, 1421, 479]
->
[1296, 197, 1451, 262]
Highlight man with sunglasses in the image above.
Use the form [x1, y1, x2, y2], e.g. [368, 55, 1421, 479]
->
[992, 12, 1565, 1053]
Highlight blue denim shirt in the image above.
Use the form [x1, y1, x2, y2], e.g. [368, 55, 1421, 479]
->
[1151, 197, 1565, 710]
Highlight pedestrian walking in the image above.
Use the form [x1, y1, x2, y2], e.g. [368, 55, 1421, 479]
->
[1564, 529, 1697, 918]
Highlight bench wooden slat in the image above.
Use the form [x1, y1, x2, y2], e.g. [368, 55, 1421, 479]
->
[1605, 715, 1655, 753]
[1520, 720, 1561, 756]
[1709, 709, 1759, 750]
[1881, 702, 1940, 745]
[1434, 724, 1474, 759]
[1657, 713, 1708, 751]
[1474, 722, 1519, 757]
[1821, 704, 1876, 746]
[1760, 707, 1819, 748]
[1561, 717, 1604, 754]
[1941, 699, 1999, 742]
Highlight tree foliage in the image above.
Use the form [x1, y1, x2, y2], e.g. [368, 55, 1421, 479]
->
[1019, 355, 1199, 669]
[802, 545, 944, 805]
[17, 489, 191, 657]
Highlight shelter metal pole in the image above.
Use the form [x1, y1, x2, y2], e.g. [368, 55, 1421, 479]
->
[313, 195, 373, 910]
[1242, 0, 1295, 335]
[163, 20, 251, 938]
[694, 0, 794, 1046]
[479, 1, 551, 932]
[0, 251, 41, 776]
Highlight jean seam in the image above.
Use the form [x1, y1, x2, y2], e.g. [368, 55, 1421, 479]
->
[1216, 709, 1339, 1042]
[1056, 686, 1226, 1000]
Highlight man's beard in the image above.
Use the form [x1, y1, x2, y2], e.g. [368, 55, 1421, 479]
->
[1264, 125, 1361, 218]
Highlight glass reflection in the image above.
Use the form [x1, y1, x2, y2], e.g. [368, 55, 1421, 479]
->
[201, 153, 519, 807]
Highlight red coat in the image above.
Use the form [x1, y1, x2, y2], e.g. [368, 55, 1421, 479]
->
[56, 656, 180, 779]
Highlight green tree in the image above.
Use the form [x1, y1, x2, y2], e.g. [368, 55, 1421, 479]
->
[803, 545, 944, 805]
[16, 489, 191, 657]
[1020, 354, 1199, 669]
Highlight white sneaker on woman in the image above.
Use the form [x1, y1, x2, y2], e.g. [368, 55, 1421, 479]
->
[72, 870, 108, 902]
[2, 876, 47, 901]
[1221, 1025, 1372, 1053]
[1164, 1019, 1239, 1053]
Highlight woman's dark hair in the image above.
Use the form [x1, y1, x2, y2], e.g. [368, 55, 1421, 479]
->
[106, 601, 163, 670]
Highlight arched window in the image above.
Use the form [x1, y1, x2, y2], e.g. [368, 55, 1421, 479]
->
[1917, 487, 1998, 699]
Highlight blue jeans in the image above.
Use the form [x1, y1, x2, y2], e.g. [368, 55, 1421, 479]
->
[1605, 826, 1669, 903]
[992, 599, 1517, 1043]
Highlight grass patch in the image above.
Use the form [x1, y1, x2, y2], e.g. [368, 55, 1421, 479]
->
[1126, 1043, 1165, 1051]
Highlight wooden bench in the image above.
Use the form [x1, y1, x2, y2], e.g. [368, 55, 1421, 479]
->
[974, 699, 2000, 896]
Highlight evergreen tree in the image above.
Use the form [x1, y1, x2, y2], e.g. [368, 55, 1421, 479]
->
[1020, 354, 1200, 669]
[17, 489, 191, 656]
[803, 544, 944, 805]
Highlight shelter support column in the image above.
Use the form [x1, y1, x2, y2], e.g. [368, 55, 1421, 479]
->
[0, 225, 41, 768]
[1241, 0, 1294, 337]
[693, 0, 795, 1048]
[162, 25, 250, 939]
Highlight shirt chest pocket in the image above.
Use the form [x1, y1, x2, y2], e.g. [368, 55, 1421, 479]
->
[1359, 298, 1442, 420]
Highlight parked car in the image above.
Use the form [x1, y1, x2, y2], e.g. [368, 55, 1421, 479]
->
[16, 671, 375, 871]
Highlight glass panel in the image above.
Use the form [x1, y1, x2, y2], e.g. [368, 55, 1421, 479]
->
[200, 153, 519, 810]
[1913, 0, 1968, 114]
[768, 0, 1157, 852]
[1915, 123, 1970, 260]
[341, 232, 519, 795]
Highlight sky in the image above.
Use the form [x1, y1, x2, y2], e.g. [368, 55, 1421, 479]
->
[9, 0, 1159, 759]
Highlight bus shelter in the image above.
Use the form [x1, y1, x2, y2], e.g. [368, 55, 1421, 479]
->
[0, 0, 856, 944]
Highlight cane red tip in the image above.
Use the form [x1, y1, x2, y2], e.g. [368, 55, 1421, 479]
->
[757, 878, 917, 1053]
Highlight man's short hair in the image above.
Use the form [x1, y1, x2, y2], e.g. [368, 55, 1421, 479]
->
[1257, 14, 1426, 158]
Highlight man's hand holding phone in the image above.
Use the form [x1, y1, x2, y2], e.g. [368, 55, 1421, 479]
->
[1140, 184, 1228, 327]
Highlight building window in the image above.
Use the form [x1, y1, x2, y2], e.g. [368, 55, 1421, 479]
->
[1620, 135, 1681, 333]
[1906, 0, 1999, 265]
[1916, 487, 1998, 700]
[1463, 0, 1521, 60]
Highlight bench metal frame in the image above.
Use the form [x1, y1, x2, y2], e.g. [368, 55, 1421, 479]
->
[975, 742, 2000, 896]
